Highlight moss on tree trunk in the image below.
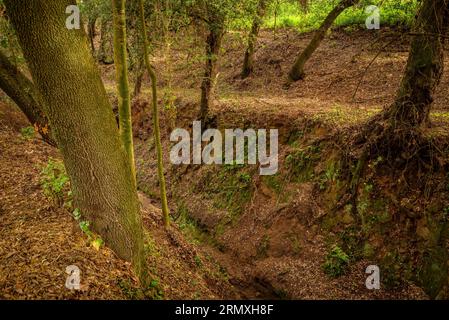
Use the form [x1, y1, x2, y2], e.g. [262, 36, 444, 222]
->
[384, 0, 447, 127]
[112, 0, 136, 182]
[5, 0, 147, 283]
[138, 0, 170, 227]
[98, 19, 114, 65]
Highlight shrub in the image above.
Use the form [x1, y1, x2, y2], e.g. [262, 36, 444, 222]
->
[323, 245, 350, 277]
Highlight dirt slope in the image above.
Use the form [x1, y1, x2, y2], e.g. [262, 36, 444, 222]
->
[0, 102, 235, 300]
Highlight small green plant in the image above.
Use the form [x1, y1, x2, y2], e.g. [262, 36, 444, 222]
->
[118, 278, 164, 300]
[286, 145, 320, 182]
[194, 255, 203, 268]
[73, 208, 104, 250]
[40, 158, 70, 205]
[20, 126, 35, 140]
[323, 245, 350, 278]
[262, 174, 282, 195]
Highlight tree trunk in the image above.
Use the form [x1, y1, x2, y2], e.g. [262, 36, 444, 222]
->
[87, 17, 97, 55]
[288, 0, 359, 83]
[299, 0, 309, 13]
[4, 0, 147, 282]
[139, 0, 170, 227]
[0, 50, 56, 146]
[241, 0, 268, 79]
[112, 0, 136, 182]
[98, 19, 114, 65]
[200, 22, 224, 122]
[384, 0, 447, 127]
[133, 55, 145, 98]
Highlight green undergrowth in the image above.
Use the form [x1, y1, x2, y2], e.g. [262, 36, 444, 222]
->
[39, 158, 104, 251]
[261, 0, 418, 31]
[168, 114, 449, 298]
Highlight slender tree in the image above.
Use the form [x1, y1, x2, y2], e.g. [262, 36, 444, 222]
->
[4, 0, 147, 283]
[241, 0, 269, 79]
[0, 50, 55, 146]
[287, 0, 359, 83]
[87, 17, 97, 54]
[112, 0, 136, 182]
[98, 18, 115, 64]
[200, 13, 225, 122]
[138, 0, 170, 227]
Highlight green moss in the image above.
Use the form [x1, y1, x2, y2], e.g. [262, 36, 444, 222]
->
[262, 174, 282, 194]
[286, 144, 321, 182]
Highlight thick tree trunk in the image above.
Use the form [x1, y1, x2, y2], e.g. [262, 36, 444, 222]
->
[384, 0, 447, 127]
[112, 0, 136, 182]
[288, 0, 359, 82]
[241, 0, 268, 79]
[98, 19, 114, 65]
[5, 0, 147, 282]
[200, 23, 224, 122]
[0, 51, 56, 146]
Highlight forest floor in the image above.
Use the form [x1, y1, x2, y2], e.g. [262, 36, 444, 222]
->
[1, 27, 448, 299]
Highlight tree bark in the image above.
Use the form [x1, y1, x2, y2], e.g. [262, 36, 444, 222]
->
[112, 0, 136, 182]
[87, 17, 97, 55]
[0, 50, 56, 146]
[98, 19, 114, 64]
[139, 0, 170, 227]
[384, 0, 447, 127]
[288, 0, 359, 83]
[133, 55, 145, 98]
[200, 21, 224, 122]
[241, 0, 268, 79]
[4, 0, 147, 282]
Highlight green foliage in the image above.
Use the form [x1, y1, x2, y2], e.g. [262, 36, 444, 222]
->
[175, 200, 222, 248]
[40, 158, 70, 205]
[73, 208, 105, 250]
[262, 174, 282, 194]
[380, 250, 410, 289]
[194, 255, 203, 267]
[214, 165, 253, 219]
[20, 126, 35, 140]
[263, 0, 418, 31]
[323, 245, 350, 277]
[118, 277, 164, 300]
[286, 145, 321, 182]
[319, 160, 340, 191]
